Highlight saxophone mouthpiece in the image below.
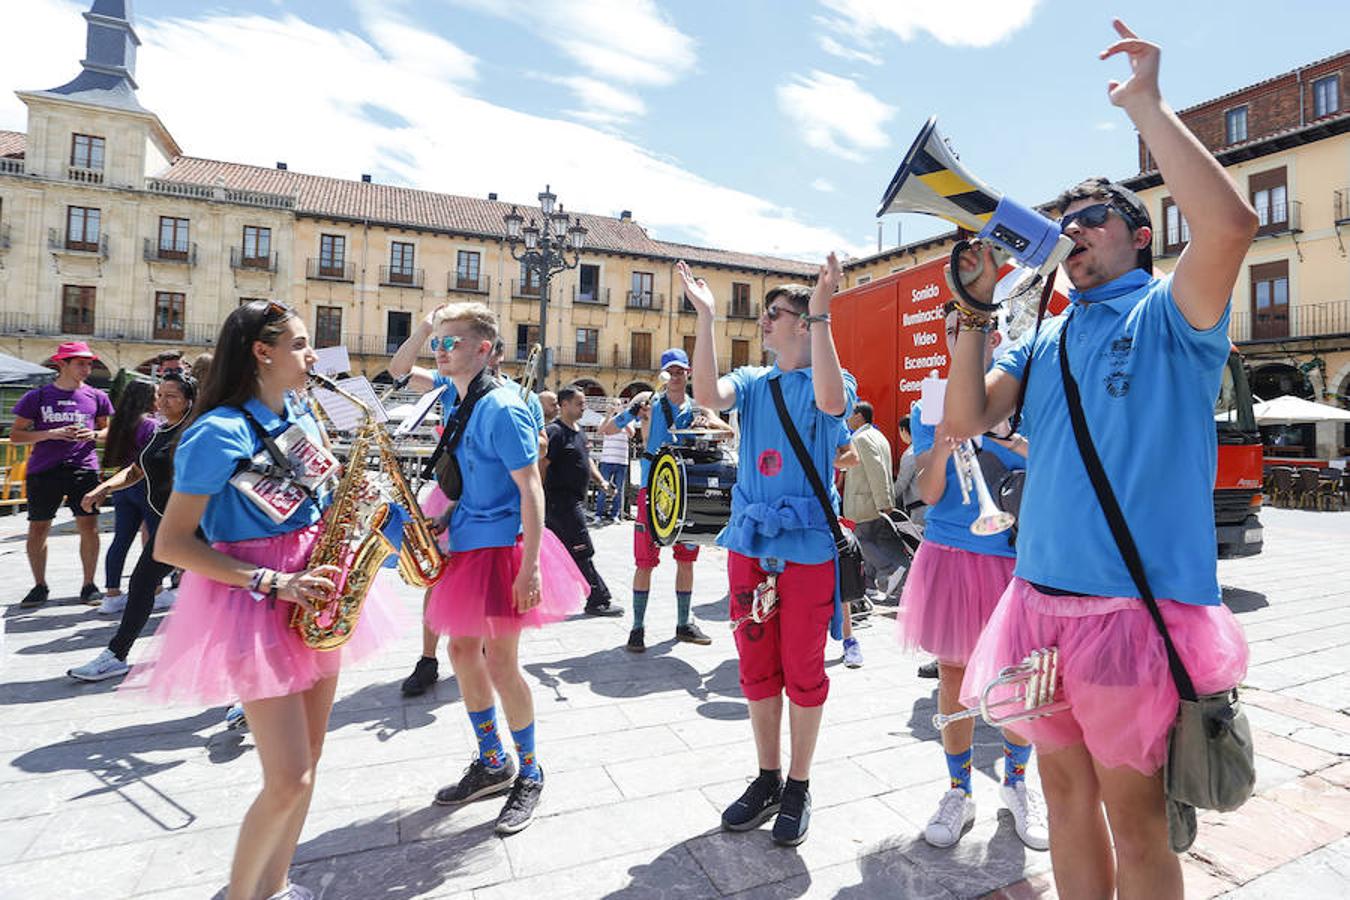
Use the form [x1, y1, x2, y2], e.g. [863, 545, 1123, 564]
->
[308, 370, 339, 391]
[390, 373, 412, 391]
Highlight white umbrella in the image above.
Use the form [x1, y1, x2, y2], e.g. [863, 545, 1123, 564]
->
[1250, 395, 1350, 424]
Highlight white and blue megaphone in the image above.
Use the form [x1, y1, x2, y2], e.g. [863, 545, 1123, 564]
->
[878, 116, 1074, 312]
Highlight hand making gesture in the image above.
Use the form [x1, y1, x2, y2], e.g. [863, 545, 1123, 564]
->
[676, 260, 715, 317]
[808, 252, 842, 317]
[1100, 19, 1162, 111]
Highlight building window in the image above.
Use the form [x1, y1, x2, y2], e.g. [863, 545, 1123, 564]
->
[386, 310, 411, 354]
[239, 296, 267, 307]
[70, 134, 105, 170]
[1250, 260, 1290, 340]
[631, 332, 652, 370]
[578, 263, 600, 302]
[158, 216, 189, 259]
[66, 206, 100, 251]
[242, 226, 271, 266]
[319, 234, 346, 278]
[388, 241, 415, 284]
[1162, 197, 1190, 253]
[1313, 74, 1340, 118]
[456, 250, 481, 290]
[519, 262, 542, 296]
[630, 271, 654, 308]
[731, 282, 752, 318]
[154, 292, 185, 341]
[1250, 167, 1288, 234]
[732, 339, 750, 369]
[576, 328, 599, 364]
[315, 305, 342, 348]
[682, 334, 697, 361]
[61, 285, 96, 334]
[516, 323, 540, 360]
[1225, 106, 1248, 144]
[855, 274, 872, 286]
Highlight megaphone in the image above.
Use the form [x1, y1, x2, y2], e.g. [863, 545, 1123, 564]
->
[878, 116, 1073, 310]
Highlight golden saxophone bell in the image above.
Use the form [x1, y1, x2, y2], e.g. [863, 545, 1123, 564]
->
[932, 647, 1070, 731]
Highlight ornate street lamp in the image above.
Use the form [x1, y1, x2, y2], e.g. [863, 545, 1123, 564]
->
[504, 185, 586, 386]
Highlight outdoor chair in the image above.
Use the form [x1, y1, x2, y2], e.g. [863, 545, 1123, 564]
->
[1317, 469, 1345, 512]
[1295, 467, 1323, 510]
[1268, 466, 1298, 508]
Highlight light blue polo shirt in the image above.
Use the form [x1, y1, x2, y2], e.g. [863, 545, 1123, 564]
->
[173, 395, 329, 544]
[716, 365, 857, 565]
[994, 269, 1230, 606]
[909, 398, 1024, 558]
[437, 373, 545, 432]
[613, 392, 695, 483]
[443, 384, 540, 551]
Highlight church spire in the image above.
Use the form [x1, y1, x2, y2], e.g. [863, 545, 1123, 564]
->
[40, 0, 147, 112]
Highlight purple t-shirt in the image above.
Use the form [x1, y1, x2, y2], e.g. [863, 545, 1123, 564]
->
[12, 383, 114, 475]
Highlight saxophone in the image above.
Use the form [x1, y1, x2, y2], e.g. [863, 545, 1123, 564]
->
[293, 374, 446, 651]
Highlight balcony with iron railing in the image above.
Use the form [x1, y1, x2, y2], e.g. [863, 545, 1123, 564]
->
[449, 272, 491, 295]
[0, 158, 24, 176]
[380, 265, 424, 289]
[552, 345, 606, 368]
[573, 286, 610, 306]
[230, 246, 279, 272]
[1153, 232, 1188, 260]
[307, 258, 355, 282]
[48, 227, 108, 258]
[728, 301, 760, 320]
[1228, 299, 1350, 344]
[0, 311, 219, 345]
[626, 290, 663, 311]
[144, 178, 296, 210]
[67, 165, 104, 185]
[511, 279, 543, 300]
[1335, 187, 1350, 225]
[143, 238, 198, 266]
[1256, 199, 1302, 238]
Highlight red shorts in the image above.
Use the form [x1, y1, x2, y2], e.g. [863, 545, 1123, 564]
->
[728, 552, 836, 708]
[633, 488, 700, 570]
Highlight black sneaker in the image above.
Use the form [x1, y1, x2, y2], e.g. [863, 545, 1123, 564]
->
[917, 660, 940, 680]
[625, 627, 646, 653]
[495, 770, 544, 835]
[584, 599, 625, 618]
[434, 757, 518, 806]
[79, 583, 103, 606]
[401, 656, 439, 696]
[721, 774, 783, 831]
[772, 784, 812, 846]
[19, 584, 49, 609]
[675, 622, 712, 645]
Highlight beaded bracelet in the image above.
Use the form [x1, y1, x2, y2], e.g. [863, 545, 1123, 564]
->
[954, 304, 994, 332]
[248, 567, 267, 593]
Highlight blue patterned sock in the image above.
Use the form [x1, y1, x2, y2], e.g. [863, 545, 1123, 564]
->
[467, 706, 506, 771]
[1003, 739, 1032, 786]
[632, 590, 649, 629]
[512, 722, 540, 781]
[676, 591, 692, 626]
[946, 748, 973, 796]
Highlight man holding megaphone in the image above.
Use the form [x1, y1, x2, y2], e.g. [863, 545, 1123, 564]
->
[940, 20, 1255, 900]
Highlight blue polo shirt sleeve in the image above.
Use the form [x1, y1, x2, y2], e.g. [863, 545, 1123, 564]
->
[612, 408, 636, 429]
[726, 365, 770, 414]
[908, 400, 934, 454]
[1155, 275, 1234, 370]
[173, 415, 252, 495]
[528, 393, 546, 432]
[995, 331, 1034, 382]
[494, 401, 539, 471]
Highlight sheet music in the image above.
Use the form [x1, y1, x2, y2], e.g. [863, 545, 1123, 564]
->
[394, 384, 447, 437]
[312, 345, 352, 377]
[312, 376, 387, 430]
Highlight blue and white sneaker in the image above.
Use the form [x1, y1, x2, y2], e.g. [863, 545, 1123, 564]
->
[224, 702, 248, 732]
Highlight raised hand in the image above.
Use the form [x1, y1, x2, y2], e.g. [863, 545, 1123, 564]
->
[676, 260, 715, 316]
[1100, 19, 1161, 110]
[810, 252, 842, 315]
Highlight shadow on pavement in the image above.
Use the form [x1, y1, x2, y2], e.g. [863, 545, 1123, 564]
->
[905, 691, 1012, 784]
[525, 642, 744, 717]
[1222, 586, 1269, 614]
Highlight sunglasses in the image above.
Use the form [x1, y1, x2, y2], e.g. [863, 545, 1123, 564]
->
[1059, 203, 1119, 233]
[247, 300, 293, 341]
[762, 304, 803, 323]
[430, 335, 465, 352]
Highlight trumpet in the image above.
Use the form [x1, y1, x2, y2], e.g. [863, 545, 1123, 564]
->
[519, 343, 542, 398]
[953, 439, 1014, 536]
[932, 647, 1070, 732]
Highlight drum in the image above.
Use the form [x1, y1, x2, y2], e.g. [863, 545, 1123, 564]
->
[644, 437, 736, 546]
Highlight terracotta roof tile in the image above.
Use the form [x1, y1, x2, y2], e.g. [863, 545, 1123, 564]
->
[0, 130, 25, 158]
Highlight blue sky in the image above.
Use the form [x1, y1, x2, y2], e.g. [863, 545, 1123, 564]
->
[2, 1, 1345, 260]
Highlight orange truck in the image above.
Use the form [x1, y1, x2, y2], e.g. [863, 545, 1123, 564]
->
[832, 257, 1264, 558]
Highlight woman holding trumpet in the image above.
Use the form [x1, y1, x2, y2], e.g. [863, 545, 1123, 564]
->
[899, 299, 1047, 851]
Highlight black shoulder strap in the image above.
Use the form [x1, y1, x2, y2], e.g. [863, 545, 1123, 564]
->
[1058, 314, 1197, 701]
[1009, 269, 1058, 434]
[768, 377, 846, 550]
[421, 369, 498, 481]
[660, 394, 676, 430]
[236, 406, 318, 503]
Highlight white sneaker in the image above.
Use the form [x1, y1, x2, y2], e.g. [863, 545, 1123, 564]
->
[152, 588, 177, 611]
[98, 593, 128, 615]
[1000, 781, 1049, 850]
[842, 638, 864, 668]
[68, 649, 130, 682]
[883, 565, 908, 597]
[267, 885, 314, 900]
[924, 788, 976, 848]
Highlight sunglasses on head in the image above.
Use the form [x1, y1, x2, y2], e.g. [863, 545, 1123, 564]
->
[762, 304, 802, 322]
[1059, 203, 1119, 233]
[247, 300, 293, 341]
[430, 335, 465, 352]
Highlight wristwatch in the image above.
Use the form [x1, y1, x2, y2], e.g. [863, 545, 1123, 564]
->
[802, 313, 831, 326]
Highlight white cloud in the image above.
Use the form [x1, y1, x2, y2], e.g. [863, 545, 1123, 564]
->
[543, 75, 646, 127]
[1095, 120, 1119, 131]
[777, 71, 896, 161]
[820, 0, 1039, 48]
[810, 178, 836, 193]
[818, 35, 882, 66]
[0, 1, 859, 259]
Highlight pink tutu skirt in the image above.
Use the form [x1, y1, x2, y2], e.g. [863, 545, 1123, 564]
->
[896, 541, 1015, 665]
[122, 524, 403, 707]
[426, 530, 588, 638]
[418, 484, 452, 551]
[960, 578, 1249, 775]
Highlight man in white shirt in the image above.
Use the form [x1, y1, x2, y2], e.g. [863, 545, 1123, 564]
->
[595, 399, 633, 524]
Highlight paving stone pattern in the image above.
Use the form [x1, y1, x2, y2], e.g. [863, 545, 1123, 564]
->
[0, 506, 1347, 898]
